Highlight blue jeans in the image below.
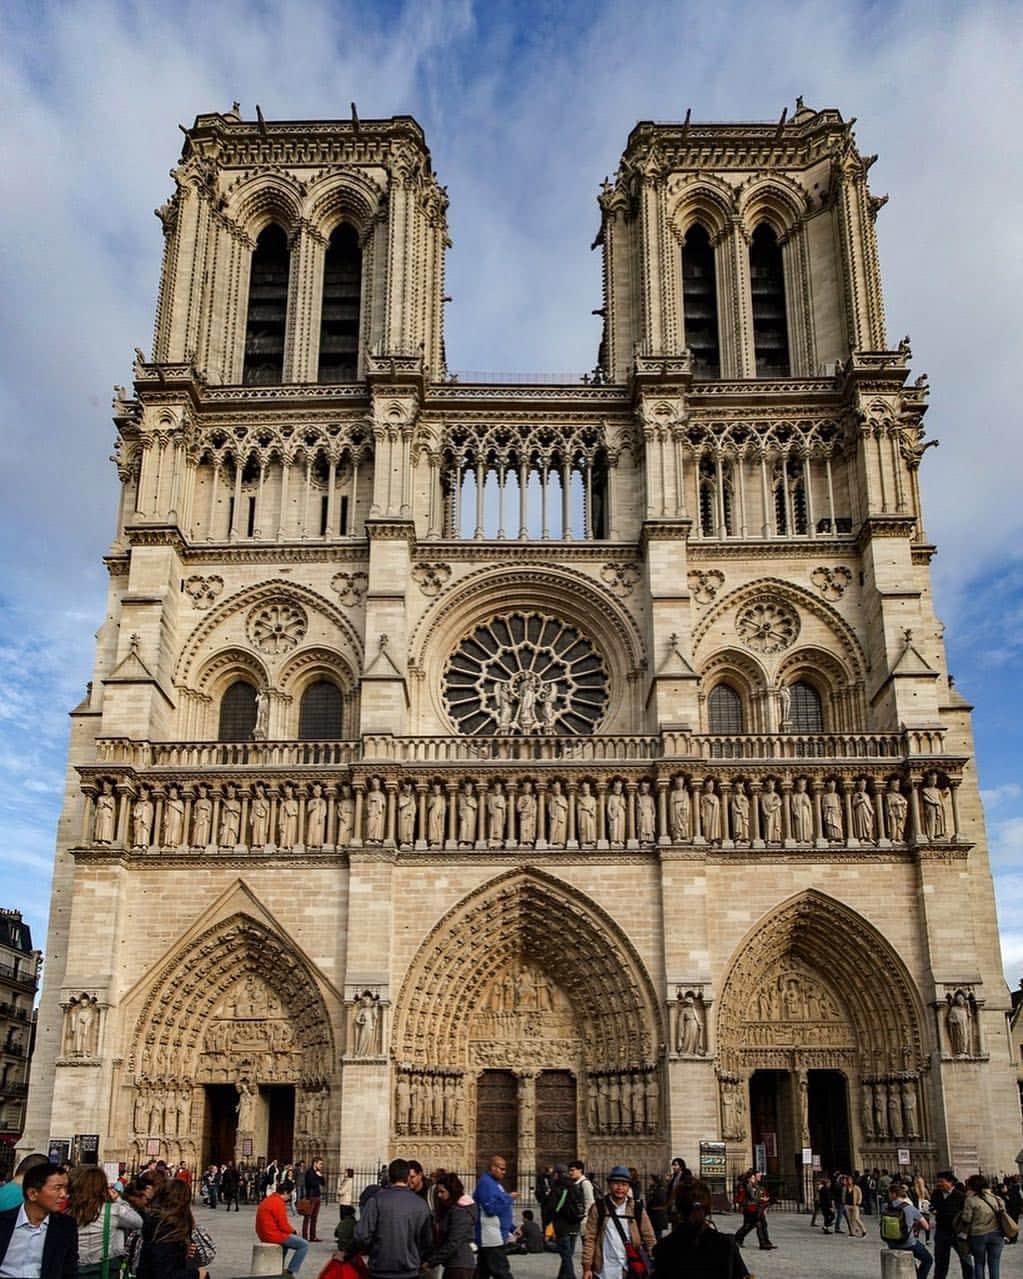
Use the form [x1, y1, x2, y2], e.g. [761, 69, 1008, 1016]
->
[887, 1238, 933, 1278]
[282, 1233, 309, 1275]
[934, 1227, 974, 1279]
[969, 1231, 1004, 1279]
[833, 1201, 847, 1233]
[555, 1232, 577, 1279]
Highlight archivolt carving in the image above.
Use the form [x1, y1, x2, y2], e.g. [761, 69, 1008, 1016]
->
[226, 173, 304, 239]
[174, 580, 362, 687]
[735, 172, 809, 237]
[276, 646, 358, 699]
[717, 890, 927, 1076]
[666, 173, 735, 242]
[305, 170, 386, 239]
[392, 868, 663, 1074]
[194, 646, 269, 698]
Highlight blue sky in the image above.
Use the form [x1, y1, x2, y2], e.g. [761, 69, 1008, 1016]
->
[1, 0, 1022, 982]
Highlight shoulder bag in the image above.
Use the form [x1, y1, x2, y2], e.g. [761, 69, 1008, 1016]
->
[983, 1191, 1019, 1241]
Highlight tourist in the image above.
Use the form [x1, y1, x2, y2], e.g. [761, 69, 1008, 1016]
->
[303, 1157, 325, 1243]
[734, 1169, 776, 1250]
[0, 1162, 77, 1279]
[200, 1165, 219, 1210]
[959, 1174, 1008, 1279]
[844, 1172, 867, 1237]
[547, 1165, 586, 1279]
[256, 1178, 309, 1277]
[929, 1170, 972, 1279]
[569, 1162, 596, 1218]
[818, 1174, 836, 1233]
[138, 1178, 208, 1279]
[334, 1204, 356, 1255]
[581, 1166, 656, 1279]
[832, 1171, 849, 1235]
[511, 1210, 544, 1254]
[645, 1174, 668, 1238]
[354, 1159, 433, 1279]
[473, 1155, 517, 1279]
[67, 1166, 143, 1279]
[263, 1160, 281, 1198]
[0, 1154, 49, 1212]
[538, 1167, 555, 1230]
[880, 1180, 932, 1278]
[220, 1163, 240, 1213]
[653, 1178, 749, 1278]
[424, 1172, 476, 1279]
[337, 1169, 355, 1209]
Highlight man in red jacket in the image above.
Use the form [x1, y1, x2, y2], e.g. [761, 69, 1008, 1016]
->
[256, 1179, 309, 1275]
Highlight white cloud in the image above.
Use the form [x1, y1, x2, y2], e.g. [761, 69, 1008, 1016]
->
[982, 783, 1023, 811]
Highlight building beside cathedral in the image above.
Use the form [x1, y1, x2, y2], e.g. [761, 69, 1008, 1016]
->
[21, 99, 1020, 1190]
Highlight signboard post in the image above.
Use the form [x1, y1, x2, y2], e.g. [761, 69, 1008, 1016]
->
[897, 1149, 911, 1167]
[76, 1134, 100, 1166]
[47, 1139, 71, 1166]
[699, 1140, 728, 1211]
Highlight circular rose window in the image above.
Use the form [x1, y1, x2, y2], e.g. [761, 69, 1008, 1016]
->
[443, 612, 609, 736]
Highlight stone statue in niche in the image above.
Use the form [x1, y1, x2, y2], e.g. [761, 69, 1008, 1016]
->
[457, 780, 478, 845]
[922, 772, 947, 839]
[577, 781, 597, 845]
[93, 780, 117, 844]
[605, 780, 625, 845]
[670, 777, 690, 840]
[427, 782, 446, 846]
[431, 1075, 444, 1130]
[731, 782, 750, 842]
[220, 782, 242, 846]
[676, 991, 705, 1056]
[548, 780, 568, 844]
[253, 685, 270, 740]
[700, 779, 721, 842]
[490, 671, 563, 736]
[885, 779, 908, 842]
[637, 780, 656, 842]
[131, 787, 154, 849]
[761, 779, 782, 842]
[278, 782, 299, 849]
[352, 991, 380, 1057]
[192, 783, 212, 846]
[365, 777, 386, 843]
[397, 781, 416, 847]
[860, 1083, 873, 1138]
[516, 781, 537, 845]
[249, 783, 269, 846]
[720, 1077, 744, 1140]
[852, 778, 875, 841]
[822, 779, 843, 841]
[791, 777, 813, 842]
[777, 683, 792, 730]
[395, 1073, 411, 1132]
[65, 994, 99, 1057]
[236, 1079, 257, 1132]
[945, 990, 974, 1057]
[306, 783, 327, 847]
[873, 1082, 887, 1137]
[337, 784, 355, 846]
[163, 785, 185, 846]
[901, 1080, 919, 1138]
[887, 1083, 903, 1139]
[487, 782, 506, 846]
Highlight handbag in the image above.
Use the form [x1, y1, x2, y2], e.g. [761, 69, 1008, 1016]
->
[296, 1197, 313, 1217]
[191, 1224, 217, 1266]
[983, 1191, 1020, 1241]
[607, 1203, 652, 1279]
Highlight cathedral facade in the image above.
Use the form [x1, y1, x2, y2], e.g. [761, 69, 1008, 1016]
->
[22, 101, 1019, 1188]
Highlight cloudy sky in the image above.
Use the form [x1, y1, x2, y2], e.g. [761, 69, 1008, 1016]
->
[2, 0, 1022, 982]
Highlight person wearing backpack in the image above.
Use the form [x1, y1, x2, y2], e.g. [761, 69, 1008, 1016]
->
[959, 1173, 1015, 1278]
[547, 1166, 585, 1279]
[880, 1181, 932, 1277]
[581, 1168, 656, 1279]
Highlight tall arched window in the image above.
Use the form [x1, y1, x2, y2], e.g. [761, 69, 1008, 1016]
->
[243, 224, 290, 385]
[298, 680, 344, 740]
[788, 680, 823, 733]
[682, 224, 720, 378]
[750, 223, 790, 376]
[708, 683, 744, 733]
[318, 224, 362, 383]
[218, 680, 257, 741]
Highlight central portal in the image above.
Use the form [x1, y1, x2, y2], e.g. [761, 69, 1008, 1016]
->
[476, 1070, 518, 1184]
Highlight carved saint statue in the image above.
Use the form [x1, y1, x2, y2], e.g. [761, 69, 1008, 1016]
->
[606, 780, 626, 845]
[873, 1082, 887, 1137]
[798, 1074, 809, 1140]
[761, 779, 782, 842]
[352, 991, 379, 1057]
[457, 781, 478, 846]
[250, 783, 270, 846]
[885, 779, 908, 842]
[720, 1079, 739, 1139]
[397, 781, 416, 846]
[66, 995, 98, 1057]
[791, 778, 813, 842]
[861, 1083, 874, 1139]
[670, 777, 691, 841]
[644, 1074, 658, 1132]
[577, 782, 597, 845]
[337, 784, 355, 846]
[163, 786, 185, 846]
[192, 783, 213, 846]
[547, 781, 568, 845]
[395, 1073, 411, 1132]
[902, 1080, 919, 1138]
[922, 772, 947, 839]
[700, 779, 721, 842]
[676, 993, 705, 1056]
[131, 788, 154, 849]
[365, 777, 386, 843]
[426, 782, 446, 846]
[491, 671, 562, 735]
[306, 783, 327, 847]
[278, 782, 299, 849]
[821, 779, 843, 841]
[946, 990, 973, 1057]
[731, 781, 750, 842]
[93, 780, 117, 844]
[487, 782, 506, 846]
[887, 1084, 903, 1139]
[236, 1080, 256, 1132]
[777, 683, 792, 729]
[852, 778, 875, 841]
[217, 782, 240, 846]
[637, 780, 656, 843]
[253, 685, 270, 740]
[517, 781, 537, 844]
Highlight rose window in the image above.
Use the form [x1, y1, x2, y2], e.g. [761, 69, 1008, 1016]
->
[443, 612, 609, 735]
[735, 597, 800, 654]
[247, 602, 308, 655]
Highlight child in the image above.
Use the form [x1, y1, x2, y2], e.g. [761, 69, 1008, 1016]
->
[335, 1202, 357, 1254]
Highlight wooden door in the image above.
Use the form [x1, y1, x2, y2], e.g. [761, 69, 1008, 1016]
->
[536, 1070, 577, 1169]
[476, 1070, 518, 1187]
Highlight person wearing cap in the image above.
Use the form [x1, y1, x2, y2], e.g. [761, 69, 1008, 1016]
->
[581, 1167, 655, 1279]
[547, 1166, 585, 1279]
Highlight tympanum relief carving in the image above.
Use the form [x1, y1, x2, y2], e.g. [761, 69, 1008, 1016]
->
[743, 962, 853, 1049]
[468, 965, 579, 1067]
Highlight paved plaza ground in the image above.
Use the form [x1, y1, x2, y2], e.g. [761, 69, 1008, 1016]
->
[192, 1201, 1023, 1279]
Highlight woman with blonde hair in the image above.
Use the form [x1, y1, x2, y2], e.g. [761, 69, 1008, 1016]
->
[67, 1165, 144, 1279]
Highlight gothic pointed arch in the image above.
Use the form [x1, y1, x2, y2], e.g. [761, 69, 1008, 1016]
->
[392, 867, 664, 1072]
[227, 173, 304, 240]
[736, 172, 807, 240]
[716, 889, 929, 1079]
[305, 170, 386, 240]
[667, 174, 735, 243]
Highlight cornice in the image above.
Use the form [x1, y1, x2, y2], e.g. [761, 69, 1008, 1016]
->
[365, 518, 416, 544]
[121, 536, 370, 566]
[856, 514, 917, 550]
[70, 845, 348, 869]
[420, 540, 638, 562]
[687, 537, 856, 560]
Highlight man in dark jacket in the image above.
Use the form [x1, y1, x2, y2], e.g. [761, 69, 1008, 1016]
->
[930, 1171, 972, 1279]
[354, 1159, 433, 1279]
[0, 1162, 78, 1279]
[546, 1166, 585, 1279]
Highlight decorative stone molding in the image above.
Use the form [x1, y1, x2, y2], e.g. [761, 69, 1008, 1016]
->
[600, 562, 641, 598]
[330, 571, 369, 606]
[412, 562, 452, 596]
[736, 597, 800, 654]
[183, 575, 224, 607]
[688, 569, 725, 605]
[247, 602, 309, 654]
[810, 566, 853, 600]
